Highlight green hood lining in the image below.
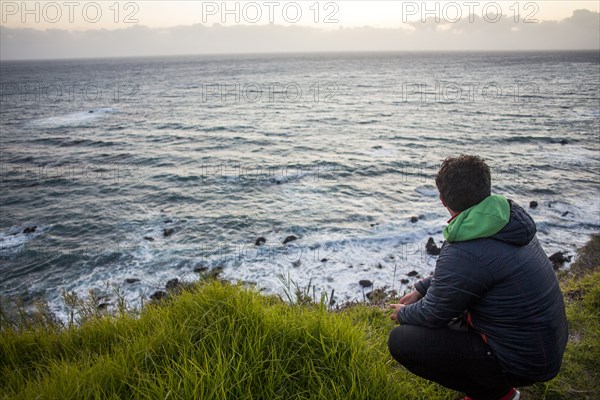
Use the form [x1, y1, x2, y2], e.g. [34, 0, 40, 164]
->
[443, 195, 510, 242]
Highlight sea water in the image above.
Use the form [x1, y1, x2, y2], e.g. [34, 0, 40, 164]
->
[1, 51, 599, 318]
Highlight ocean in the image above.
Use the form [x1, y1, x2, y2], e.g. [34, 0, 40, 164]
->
[1, 51, 599, 318]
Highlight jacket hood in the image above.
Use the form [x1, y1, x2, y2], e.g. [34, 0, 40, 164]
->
[443, 194, 510, 242]
[443, 195, 536, 245]
[491, 200, 537, 246]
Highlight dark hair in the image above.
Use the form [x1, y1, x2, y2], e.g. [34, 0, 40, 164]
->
[435, 155, 491, 212]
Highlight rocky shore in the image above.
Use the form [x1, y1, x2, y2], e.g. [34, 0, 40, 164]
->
[137, 232, 583, 311]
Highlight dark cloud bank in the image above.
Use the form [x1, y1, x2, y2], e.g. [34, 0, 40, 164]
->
[1, 10, 598, 60]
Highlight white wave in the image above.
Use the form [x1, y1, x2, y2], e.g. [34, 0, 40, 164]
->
[415, 185, 438, 197]
[27, 108, 115, 128]
[370, 148, 397, 158]
[0, 225, 45, 252]
[208, 226, 442, 304]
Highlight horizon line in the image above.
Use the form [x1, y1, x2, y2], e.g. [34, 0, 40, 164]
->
[2, 48, 599, 63]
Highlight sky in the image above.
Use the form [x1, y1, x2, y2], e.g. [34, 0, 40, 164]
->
[1, 1, 599, 60]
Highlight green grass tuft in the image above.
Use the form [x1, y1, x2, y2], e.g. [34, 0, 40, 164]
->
[0, 282, 452, 399]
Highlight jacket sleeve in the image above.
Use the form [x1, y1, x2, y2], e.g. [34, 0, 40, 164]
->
[397, 243, 492, 328]
[414, 276, 433, 297]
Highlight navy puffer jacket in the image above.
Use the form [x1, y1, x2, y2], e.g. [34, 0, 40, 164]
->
[398, 200, 568, 381]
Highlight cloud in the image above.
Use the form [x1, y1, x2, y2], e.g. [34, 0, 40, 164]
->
[1, 10, 598, 60]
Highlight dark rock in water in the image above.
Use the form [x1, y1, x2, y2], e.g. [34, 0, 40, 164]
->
[560, 139, 568, 145]
[89, 110, 94, 113]
[166, 278, 180, 291]
[283, 235, 298, 244]
[193, 266, 208, 273]
[377, 263, 383, 269]
[255, 237, 266, 246]
[549, 251, 572, 270]
[163, 228, 174, 237]
[426, 237, 441, 256]
[150, 291, 167, 301]
[562, 211, 569, 217]
[359, 279, 373, 288]
[143, 236, 155, 241]
[407, 270, 419, 277]
[97, 302, 109, 310]
[291, 260, 301, 268]
[23, 226, 37, 234]
[410, 216, 419, 223]
[164, 219, 173, 224]
[125, 278, 140, 284]
[400, 278, 410, 284]
[529, 201, 538, 209]
[370, 223, 379, 227]
[321, 258, 328, 262]
[276, 180, 282, 185]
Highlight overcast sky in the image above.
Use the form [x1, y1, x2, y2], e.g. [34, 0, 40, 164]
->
[1, 1, 599, 60]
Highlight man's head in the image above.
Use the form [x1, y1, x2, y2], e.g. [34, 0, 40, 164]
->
[435, 155, 491, 213]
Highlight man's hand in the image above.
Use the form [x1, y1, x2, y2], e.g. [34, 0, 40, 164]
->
[389, 290, 423, 323]
[398, 289, 423, 305]
[389, 303, 406, 323]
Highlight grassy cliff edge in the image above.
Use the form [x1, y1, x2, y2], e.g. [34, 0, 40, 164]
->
[1, 235, 599, 400]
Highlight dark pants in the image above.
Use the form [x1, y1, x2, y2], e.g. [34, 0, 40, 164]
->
[388, 322, 535, 400]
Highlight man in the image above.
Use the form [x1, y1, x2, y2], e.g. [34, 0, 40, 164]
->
[388, 155, 568, 400]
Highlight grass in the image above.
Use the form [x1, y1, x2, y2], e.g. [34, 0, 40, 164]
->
[1, 235, 599, 399]
[568, 234, 600, 278]
[0, 281, 452, 400]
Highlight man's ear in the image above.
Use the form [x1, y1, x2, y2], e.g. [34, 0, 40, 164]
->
[439, 194, 446, 207]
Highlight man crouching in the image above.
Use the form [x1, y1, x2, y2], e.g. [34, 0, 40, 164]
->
[388, 155, 568, 400]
